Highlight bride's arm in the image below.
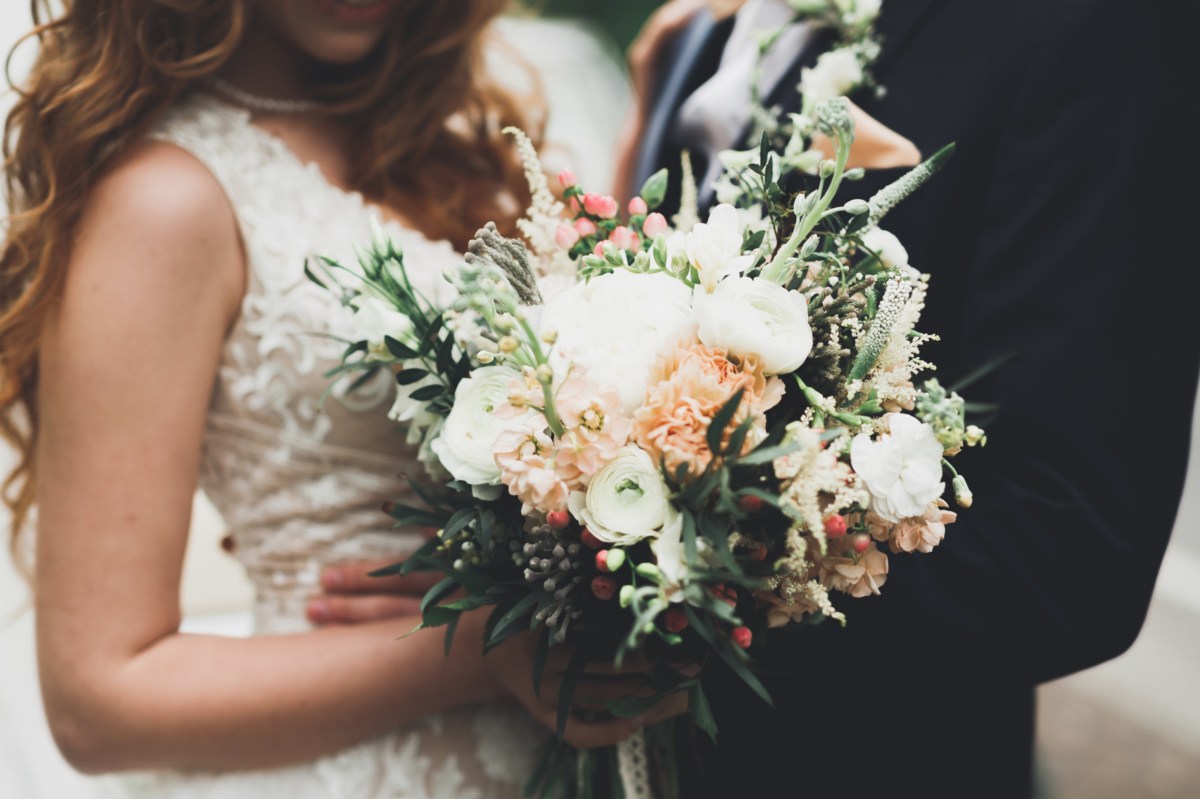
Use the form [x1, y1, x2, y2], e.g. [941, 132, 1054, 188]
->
[33, 143, 505, 774]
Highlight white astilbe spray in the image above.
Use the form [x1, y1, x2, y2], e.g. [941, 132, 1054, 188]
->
[503, 127, 572, 277]
[672, 151, 699, 234]
[774, 423, 868, 562]
[872, 274, 936, 409]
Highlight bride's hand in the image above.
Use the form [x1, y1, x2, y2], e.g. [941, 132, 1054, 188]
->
[486, 632, 689, 750]
[308, 559, 442, 625]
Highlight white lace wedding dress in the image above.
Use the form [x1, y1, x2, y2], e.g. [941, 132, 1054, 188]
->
[113, 92, 545, 799]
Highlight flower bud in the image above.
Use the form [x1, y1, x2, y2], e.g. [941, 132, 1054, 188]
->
[635, 562, 662, 582]
[556, 169, 578, 188]
[547, 509, 570, 529]
[591, 576, 617, 601]
[965, 425, 987, 447]
[535, 363, 554, 384]
[844, 167, 866, 181]
[800, 234, 819, 259]
[664, 608, 688, 633]
[608, 225, 640, 251]
[819, 159, 836, 178]
[627, 196, 648, 215]
[541, 328, 558, 345]
[845, 199, 870, 215]
[477, 350, 496, 364]
[619, 584, 635, 607]
[642, 212, 669, 238]
[498, 336, 519, 353]
[953, 475, 973, 508]
[574, 218, 598, 237]
[555, 223, 580, 249]
[583, 193, 619, 219]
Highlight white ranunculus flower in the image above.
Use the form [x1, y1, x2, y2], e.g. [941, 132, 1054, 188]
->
[861, 227, 910, 269]
[352, 297, 416, 362]
[685, 204, 756, 292]
[850, 413, 945, 522]
[567, 446, 672, 546]
[693, 276, 813, 374]
[431, 367, 527, 489]
[799, 48, 863, 106]
[539, 270, 693, 414]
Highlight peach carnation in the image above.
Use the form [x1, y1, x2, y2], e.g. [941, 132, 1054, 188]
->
[633, 343, 784, 478]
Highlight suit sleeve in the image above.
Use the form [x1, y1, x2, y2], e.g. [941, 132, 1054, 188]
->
[842, 0, 1198, 683]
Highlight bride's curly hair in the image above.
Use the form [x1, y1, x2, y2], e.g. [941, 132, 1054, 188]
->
[1, 0, 541, 573]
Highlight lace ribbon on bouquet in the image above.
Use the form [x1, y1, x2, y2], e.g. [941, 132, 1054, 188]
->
[617, 730, 651, 799]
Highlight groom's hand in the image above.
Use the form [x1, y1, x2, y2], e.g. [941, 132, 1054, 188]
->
[307, 558, 442, 625]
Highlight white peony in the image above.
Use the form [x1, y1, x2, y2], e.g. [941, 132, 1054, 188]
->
[431, 367, 528, 490]
[351, 296, 416, 362]
[799, 48, 863, 106]
[693, 276, 813, 374]
[850, 413, 945, 522]
[539, 270, 693, 414]
[861, 227, 910, 269]
[567, 446, 672, 547]
[685, 204, 756, 292]
[834, 0, 882, 26]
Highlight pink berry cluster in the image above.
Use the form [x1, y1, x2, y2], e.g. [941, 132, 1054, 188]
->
[552, 170, 669, 259]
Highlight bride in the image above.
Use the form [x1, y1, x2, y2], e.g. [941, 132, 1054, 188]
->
[0, 1, 681, 796]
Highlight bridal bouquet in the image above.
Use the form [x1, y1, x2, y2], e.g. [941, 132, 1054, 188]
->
[312, 97, 983, 796]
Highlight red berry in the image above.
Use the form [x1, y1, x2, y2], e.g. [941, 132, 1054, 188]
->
[749, 544, 767, 561]
[664, 608, 689, 633]
[711, 584, 737, 607]
[731, 626, 752, 649]
[595, 550, 611, 573]
[547, 510, 570, 529]
[580, 528, 603, 550]
[737, 494, 764, 513]
[823, 514, 848, 537]
[591, 576, 617, 600]
[851, 533, 871, 554]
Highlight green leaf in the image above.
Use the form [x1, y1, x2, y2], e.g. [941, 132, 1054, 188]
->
[735, 441, 801, 467]
[681, 510, 698, 566]
[408, 384, 445, 402]
[442, 613, 460, 657]
[487, 591, 542, 647]
[741, 229, 766, 252]
[395, 368, 428, 385]
[420, 577, 461, 615]
[383, 335, 418, 360]
[706, 388, 746, 454]
[688, 682, 718, 743]
[532, 627, 551, 698]
[383, 503, 443, 528]
[556, 647, 588, 737]
[639, 168, 669, 209]
[421, 604, 461, 629]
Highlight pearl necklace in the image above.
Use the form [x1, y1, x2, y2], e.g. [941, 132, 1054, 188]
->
[210, 78, 326, 115]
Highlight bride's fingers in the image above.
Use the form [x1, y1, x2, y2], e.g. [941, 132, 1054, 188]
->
[307, 594, 422, 625]
[320, 559, 442, 595]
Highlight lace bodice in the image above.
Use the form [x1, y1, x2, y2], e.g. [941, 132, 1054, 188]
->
[114, 93, 543, 799]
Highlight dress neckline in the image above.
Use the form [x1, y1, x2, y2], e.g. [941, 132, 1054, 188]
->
[197, 92, 458, 256]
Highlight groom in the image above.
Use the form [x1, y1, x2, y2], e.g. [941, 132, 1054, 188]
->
[623, 0, 1197, 796]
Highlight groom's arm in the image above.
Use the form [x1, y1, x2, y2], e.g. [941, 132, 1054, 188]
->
[844, 0, 1197, 684]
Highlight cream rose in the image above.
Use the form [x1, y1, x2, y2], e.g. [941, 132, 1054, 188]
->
[567, 446, 672, 546]
[431, 367, 528, 490]
[850, 413, 945, 522]
[693, 276, 813, 374]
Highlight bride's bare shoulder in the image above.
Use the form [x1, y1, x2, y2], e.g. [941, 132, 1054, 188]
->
[73, 138, 244, 307]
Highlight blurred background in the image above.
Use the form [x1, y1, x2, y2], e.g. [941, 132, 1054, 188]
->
[2, 2, 1198, 797]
